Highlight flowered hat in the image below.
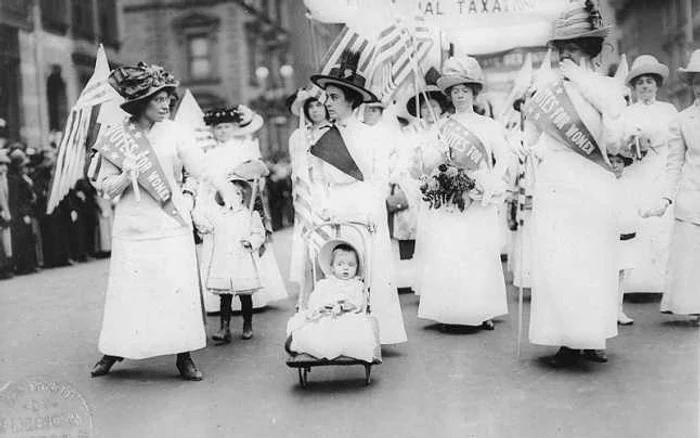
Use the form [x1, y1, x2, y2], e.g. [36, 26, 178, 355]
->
[203, 105, 264, 136]
[549, 0, 610, 43]
[679, 49, 700, 84]
[109, 62, 179, 115]
[436, 56, 485, 94]
[311, 50, 378, 103]
[317, 238, 365, 279]
[626, 55, 669, 86]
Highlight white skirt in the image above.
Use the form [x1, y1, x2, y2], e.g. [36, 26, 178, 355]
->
[528, 149, 618, 350]
[660, 219, 700, 315]
[98, 232, 206, 359]
[417, 204, 508, 325]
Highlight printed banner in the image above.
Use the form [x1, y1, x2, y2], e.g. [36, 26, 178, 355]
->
[523, 80, 611, 172]
[96, 122, 188, 226]
[439, 118, 489, 170]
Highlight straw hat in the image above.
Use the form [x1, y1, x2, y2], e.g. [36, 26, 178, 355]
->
[436, 56, 485, 94]
[679, 49, 700, 84]
[626, 55, 669, 86]
[203, 105, 263, 136]
[549, 0, 610, 43]
[109, 62, 179, 115]
[311, 50, 378, 103]
[317, 238, 365, 279]
[289, 88, 326, 117]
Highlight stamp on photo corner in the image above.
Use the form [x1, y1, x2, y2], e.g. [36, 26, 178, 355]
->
[0, 379, 93, 437]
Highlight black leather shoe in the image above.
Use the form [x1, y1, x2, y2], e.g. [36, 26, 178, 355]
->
[176, 354, 203, 381]
[242, 320, 253, 340]
[481, 320, 495, 331]
[582, 349, 608, 363]
[91, 355, 123, 377]
[548, 347, 578, 368]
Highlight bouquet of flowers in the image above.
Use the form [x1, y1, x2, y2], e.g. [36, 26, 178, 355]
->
[420, 163, 476, 212]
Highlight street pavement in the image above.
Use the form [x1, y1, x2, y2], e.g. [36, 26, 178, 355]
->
[1, 228, 698, 438]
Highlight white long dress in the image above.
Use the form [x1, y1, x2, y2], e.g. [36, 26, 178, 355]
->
[195, 137, 288, 312]
[528, 69, 626, 350]
[310, 117, 407, 344]
[96, 120, 213, 359]
[619, 100, 678, 292]
[416, 112, 512, 325]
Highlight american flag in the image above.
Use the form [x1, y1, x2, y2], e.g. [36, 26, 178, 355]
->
[292, 175, 332, 254]
[47, 45, 124, 214]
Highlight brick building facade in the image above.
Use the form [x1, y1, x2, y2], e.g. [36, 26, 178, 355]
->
[0, 0, 124, 149]
[611, 0, 700, 107]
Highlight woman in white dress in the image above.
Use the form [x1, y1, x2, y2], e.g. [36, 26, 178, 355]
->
[643, 49, 700, 325]
[193, 106, 288, 326]
[526, 2, 629, 366]
[309, 52, 407, 345]
[619, 55, 678, 307]
[287, 90, 331, 294]
[395, 85, 450, 295]
[414, 56, 513, 329]
[90, 63, 237, 380]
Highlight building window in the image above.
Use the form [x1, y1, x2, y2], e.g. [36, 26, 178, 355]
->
[47, 65, 68, 132]
[41, 0, 69, 34]
[188, 35, 212, 80]
[71, 0, 95, 40]
[97, 0, 119, 47]
[174, 13, 220, 82]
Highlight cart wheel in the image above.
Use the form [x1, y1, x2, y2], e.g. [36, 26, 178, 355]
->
[364, 365, 372, 385]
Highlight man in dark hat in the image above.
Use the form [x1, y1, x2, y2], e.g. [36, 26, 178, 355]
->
[7, 149, 37, 275]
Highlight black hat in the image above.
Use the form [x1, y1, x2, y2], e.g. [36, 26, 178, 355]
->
[310, 50, 378, 103]
[109, 62, 179, 115]
[203, 105, 264, 135]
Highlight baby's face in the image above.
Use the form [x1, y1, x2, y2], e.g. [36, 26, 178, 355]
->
[331, 250, 358, 280]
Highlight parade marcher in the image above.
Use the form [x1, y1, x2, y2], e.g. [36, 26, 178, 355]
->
[619, 55, 678, 298]
[642, 49, 700, 324]
[309, 51, 408, 345]
[0, 150, 12, 279]
[413, 56, 512, 329]
[525, 1, 630, 366]
[199, 179, 264, 343]
[287, 89, 331, 292]
[405, 82, 450, 296]
[90, 62, 239, 380]
[193, 106, 288, 318]
[7, 149, 38, 275]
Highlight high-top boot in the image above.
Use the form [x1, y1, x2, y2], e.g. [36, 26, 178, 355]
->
[176, 352, 203, 381]
[212, 294, 232, 343]
[240, 294, 253, 340]
[90, 355, 123, 377]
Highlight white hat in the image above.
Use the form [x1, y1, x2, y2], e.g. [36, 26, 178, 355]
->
[626, 55, 669, 86]
[679, 49, 700, 84]
[436, 56, 485, 93]
[317, 238, 365, 279]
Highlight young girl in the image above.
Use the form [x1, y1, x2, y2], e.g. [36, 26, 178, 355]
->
[611, 154, 640, 326]
[286, 241, 378, 362]
[200, 178, 265, 343]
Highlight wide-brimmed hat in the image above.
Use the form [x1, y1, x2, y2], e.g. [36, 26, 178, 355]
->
[549, 0, 610, 43]
[679, 49, 700, 84]
[317, 238, 365, 279]
[406, 86, 449, 117]
[109, 62, 179, 115]
[203, 105, 263, 136]
[311, 50, 378, 103]
[289, 87, 325, 117]
[436, 56, 485, 94]
[626, 55, 669, 86]
[214, 177, 254, 207]
[9, 149, 29, 168]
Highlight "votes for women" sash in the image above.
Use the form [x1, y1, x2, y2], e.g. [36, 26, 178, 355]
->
[95, 122, 188, 226]
[439, 118, 490, 170]
[523, 80, 611, 172]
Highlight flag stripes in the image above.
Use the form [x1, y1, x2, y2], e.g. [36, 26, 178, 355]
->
[292, 176, 332, 252]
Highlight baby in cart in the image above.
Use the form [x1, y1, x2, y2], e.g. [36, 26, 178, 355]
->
[286, 240, 379, 362]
